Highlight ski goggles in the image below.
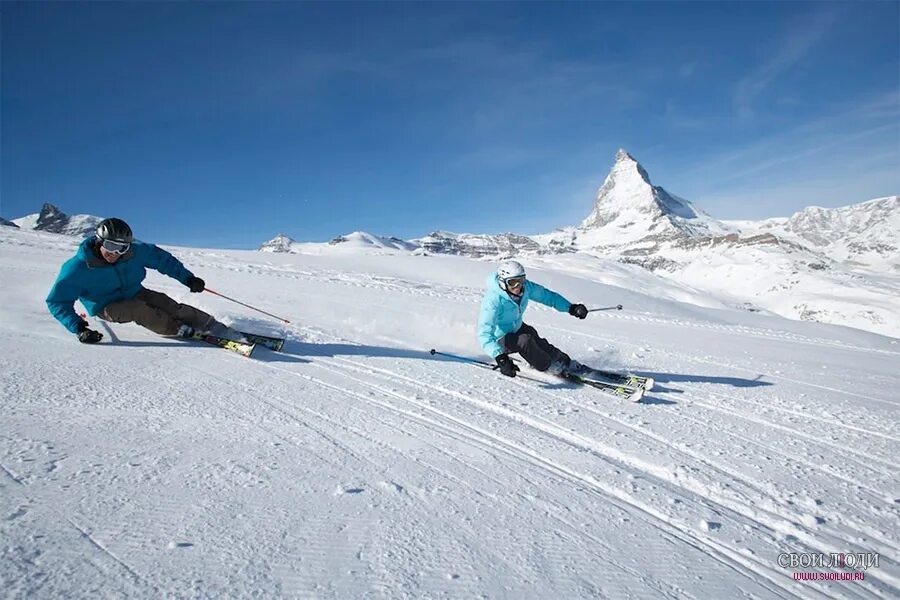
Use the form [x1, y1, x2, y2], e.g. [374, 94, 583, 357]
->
[100, 239, 131, 254]
[504, 276, 526, 290]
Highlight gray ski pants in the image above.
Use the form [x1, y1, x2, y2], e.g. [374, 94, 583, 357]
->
[99, 287, 217, 336]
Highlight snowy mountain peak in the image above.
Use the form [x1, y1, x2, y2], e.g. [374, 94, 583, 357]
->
[328, 231, 418, 251]
[579, 150, 726, 240]
[260, 231, 417, 254]
[611, 148, 652, 185]
[259, 233, 296, 253]
[12, 203, 102, 238]
[37, 203, 66, 230]
[615, 147, 633, 162]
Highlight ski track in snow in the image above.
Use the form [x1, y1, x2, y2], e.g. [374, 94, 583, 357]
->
[307, 335, 899, 597]
[2, 228, 898, 599]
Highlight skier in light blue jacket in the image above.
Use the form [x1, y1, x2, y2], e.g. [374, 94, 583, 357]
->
[477, 261, 588, 378]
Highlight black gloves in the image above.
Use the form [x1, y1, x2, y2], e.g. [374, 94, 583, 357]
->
[76, 322, 103, 344]
[495, 353, 520, 377]
[186, 276, 205, 293]
[569, 303, 588, 319]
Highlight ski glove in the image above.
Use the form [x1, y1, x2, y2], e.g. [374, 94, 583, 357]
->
[569, 303, 588, 319]
[495, 353, 520, 378]
[186, 276, 205, 293]
[77, 328, 103, 344]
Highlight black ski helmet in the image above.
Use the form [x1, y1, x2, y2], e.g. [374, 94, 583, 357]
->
[96, 218, 133, 243]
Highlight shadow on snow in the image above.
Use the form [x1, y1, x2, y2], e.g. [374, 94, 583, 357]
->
[640, 372, 772, 388]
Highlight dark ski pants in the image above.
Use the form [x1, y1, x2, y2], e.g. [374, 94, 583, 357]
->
[502, 323, 570, 372]
[99, 287, 217, 337]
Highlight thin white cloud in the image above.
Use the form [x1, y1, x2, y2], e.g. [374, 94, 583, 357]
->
[733, 7, 840, 119]
[727, 122, 898, 179]
[679, 61, 699, 78]
[685, 91, 900, 180]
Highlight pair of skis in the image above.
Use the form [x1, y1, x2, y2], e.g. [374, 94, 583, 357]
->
[191, 330, 285, 358]
[429, 350, 652, 403]
[562, 367, 654, 403]
[506, 356, 652, 402]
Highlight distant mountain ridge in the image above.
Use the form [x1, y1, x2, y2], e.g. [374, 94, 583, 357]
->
[725, 196, 899, 270]
[261, 150, 896, 272]
[12, 203, 102, 238]
[260, 231, 419, 255]
[259, 149, 898, 337]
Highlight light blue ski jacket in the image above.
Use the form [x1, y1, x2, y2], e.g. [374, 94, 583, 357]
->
[46, 237, 195, 333]
[477, 273, 572, 358]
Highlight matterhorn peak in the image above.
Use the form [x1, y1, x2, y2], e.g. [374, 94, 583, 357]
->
[578, 150, 724, 241]
[36, 203, 69, 232]
[611, 148, 653, 184]
[614, 148, 639, 166]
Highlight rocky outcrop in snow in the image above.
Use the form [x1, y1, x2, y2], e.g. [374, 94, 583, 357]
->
[12, 203, 102, 238]
[729, 196, 899, 271]
[412, 231, 545, 258]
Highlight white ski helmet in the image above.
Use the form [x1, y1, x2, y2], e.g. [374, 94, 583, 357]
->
[497, 261, 526, 294]
[497, 260, 526, 281]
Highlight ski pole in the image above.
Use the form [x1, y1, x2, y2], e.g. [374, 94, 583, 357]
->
[205, 288, 291, 323]
[588, 304, 623, 312]
[430, 349, 553, 384]
[429, 349, 496, 369]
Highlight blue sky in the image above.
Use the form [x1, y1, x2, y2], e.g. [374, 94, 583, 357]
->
[2, 2, 897, 248]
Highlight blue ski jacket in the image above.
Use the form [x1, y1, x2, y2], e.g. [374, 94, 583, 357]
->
[46, 237, 195, 333]
[477, 272, 572, 358]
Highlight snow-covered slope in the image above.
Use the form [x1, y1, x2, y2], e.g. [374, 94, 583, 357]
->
[0, 217, 19, 228]
[3, 225, 898, 598]
[12, 203, 102, 238]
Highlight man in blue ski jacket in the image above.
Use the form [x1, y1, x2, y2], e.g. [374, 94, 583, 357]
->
[46, 217, 230, 344]
[477, 260, 589, 378]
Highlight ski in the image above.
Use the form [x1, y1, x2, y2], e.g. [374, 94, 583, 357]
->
[237, 331, 285, 352]
[190, 332, 256, 357]
[509, 355, 653, 392]
[565, 373, 644, 402]
[428, 349, 644, 402]
[576, 368, 654, 391]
